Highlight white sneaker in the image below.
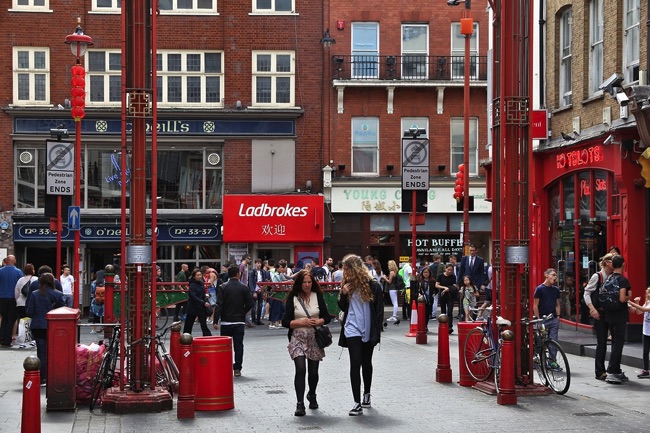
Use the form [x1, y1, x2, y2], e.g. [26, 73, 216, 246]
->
[386, 316, 397, 322]
[207, 318, 213, 324]
[90, 329, 96, 334]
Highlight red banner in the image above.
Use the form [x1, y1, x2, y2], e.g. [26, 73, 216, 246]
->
[223, 195, 324, 243]
[531, 110, 548, 140]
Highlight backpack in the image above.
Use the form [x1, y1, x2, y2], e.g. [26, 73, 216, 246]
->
[598, 274, 622, 311]
[312, 266, 328, 282]
[395, 273, 406, 292]
[94, 285, 106, 305]
[20, 280, 32, 298]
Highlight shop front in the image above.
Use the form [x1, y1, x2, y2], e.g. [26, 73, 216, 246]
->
[222, 194, 324, 266]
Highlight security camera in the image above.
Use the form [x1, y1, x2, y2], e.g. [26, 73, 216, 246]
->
[447, 0, 461, 5]
[604, 134, 614, 145]
[599, 73, 624, 94]
[616, 91, 629, 107]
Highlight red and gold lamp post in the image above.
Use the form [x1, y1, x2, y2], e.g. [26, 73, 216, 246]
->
[65, 18, 93, 310]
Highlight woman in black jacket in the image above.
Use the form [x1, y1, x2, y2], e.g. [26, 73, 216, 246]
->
[338, 254, 384, 416]
[282, 269, 330, 416]
[182, 269, 212, 336]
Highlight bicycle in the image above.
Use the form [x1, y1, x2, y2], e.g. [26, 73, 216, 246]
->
[131, 321, 180, 397]
[463, 308, 512, 393]
[89, 325, 121, 411]
[522, 314, 571, 395]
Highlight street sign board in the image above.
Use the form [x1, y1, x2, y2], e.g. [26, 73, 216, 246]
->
[46, 140, 75, 196]
[402, 138, 430, 190]
[68, 206, 80, 231]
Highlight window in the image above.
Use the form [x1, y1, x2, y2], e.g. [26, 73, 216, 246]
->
[92, 0, 121, 11]
[157, 51, 224, 106]
[352, 23, 379, 79]
[87, 51, 122, 105]
[623, 0, 640, 83]
[13, 48, 49, 105]
[252, 51, 295, 106]
[402, 25, 429, 79]
[589, 0, 604, 95]
[15, 146, 223, 210]
[253, 0, 293, 13]
[450, 22, 479, 80]
[158, 0, 217, 13]
[351, 117, 379, 175]
[450, 118, 478, 176]
[11, 0, 49, 10]
[559, 8, 573, 107]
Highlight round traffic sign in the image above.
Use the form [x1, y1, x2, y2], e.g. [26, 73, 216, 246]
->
[403, 140, 428, 166]
[48, 144, 73, 170]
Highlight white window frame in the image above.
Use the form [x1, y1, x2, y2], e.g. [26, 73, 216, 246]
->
[87, 50, 122, 106]
[13, 47, 50, 106]
[450, 118, 478, 176]
[559, 8, 573, 107]
[91, 0, 121, 13]
[10, 0, 50, 11]
[352, 22, 379, 79]
[252, 51, 295, 107]
[589, 0, 604, 95]
[158, 51, 224, 107]
[401, 25, 429, 80]
[450, 22, 479, 80]
[92, 0, 218, 14]
[252, 0, 295, 14]
[351, 117, 379, 176]
[623, 0, 640, 84]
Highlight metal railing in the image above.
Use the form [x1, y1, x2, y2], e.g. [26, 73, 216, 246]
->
[331, 54, 488, 82]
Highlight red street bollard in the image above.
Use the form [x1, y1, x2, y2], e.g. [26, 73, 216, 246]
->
[22, 356, 41, 433]
[170, 322, 182, 368]
[435, 314, 452, 383]
[497, 330, 517, 405]
[416, 295, 427, 344]
[177, 333, 195, 419]
[104, 264, 116, 340]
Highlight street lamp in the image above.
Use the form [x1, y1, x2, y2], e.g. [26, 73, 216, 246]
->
[65, 18, 93, 309]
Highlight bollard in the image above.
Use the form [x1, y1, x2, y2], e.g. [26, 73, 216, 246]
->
[177, 333, 195, 419]
[103, 264, 115, 340]
[416, 294, 427, 344]
[170, 322, 182, 368]
[405, 299, 418, 337]
[497, 330, 517, 405]
[22, 356, 41, 433]
[435, 314, 452, 383]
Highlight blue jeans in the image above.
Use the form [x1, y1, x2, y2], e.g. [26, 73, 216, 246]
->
[431, 293, 439, 317]
[221, 324, 245, 371]
[62, 294, 73, 308]
[544, 317, 560, 360]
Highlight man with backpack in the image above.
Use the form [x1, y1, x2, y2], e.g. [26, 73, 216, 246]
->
[583, 253, 614, 381]
[600, 255, 632, 384]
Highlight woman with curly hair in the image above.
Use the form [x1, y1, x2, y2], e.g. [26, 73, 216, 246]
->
[282, 269, 331, 416]
[338, 254, 384, 416]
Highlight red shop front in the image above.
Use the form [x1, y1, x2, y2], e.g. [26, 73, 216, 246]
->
[222, 194, 325, 265]
[530, 139, 645, 338]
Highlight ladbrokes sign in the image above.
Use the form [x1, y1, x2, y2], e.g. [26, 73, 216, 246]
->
[223, 195, 324, 243]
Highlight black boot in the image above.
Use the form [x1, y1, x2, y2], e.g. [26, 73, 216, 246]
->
[295, 402, 306, 416]
[307, 393, 318, 409]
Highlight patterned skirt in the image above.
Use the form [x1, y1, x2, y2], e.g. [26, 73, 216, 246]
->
[288, 327, 325, 361]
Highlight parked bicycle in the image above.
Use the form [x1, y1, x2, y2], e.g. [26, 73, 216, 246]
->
[463, 308, 512, 393]
[131, 321, 180, 396]
[89, 325, 121, 411]
[522, 314, 571, 395]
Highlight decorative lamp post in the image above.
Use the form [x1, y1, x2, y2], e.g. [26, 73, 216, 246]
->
[65, 18, 93, 310]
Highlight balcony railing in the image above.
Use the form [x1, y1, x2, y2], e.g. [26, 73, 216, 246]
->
[331, 55, 488, 82]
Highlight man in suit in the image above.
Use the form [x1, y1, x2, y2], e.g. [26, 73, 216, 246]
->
[248, 258, 271, 325]
[457, 244, 486, 320]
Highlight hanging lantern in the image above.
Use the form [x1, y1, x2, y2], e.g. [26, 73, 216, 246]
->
[70, 64, 86, 121]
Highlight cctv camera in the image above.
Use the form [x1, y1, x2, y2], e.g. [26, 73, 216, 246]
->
[604, 135, 614, 145]
[447, 0, 461, 5]
[616, 91, 629, 107]
[599, 73, 624, 94]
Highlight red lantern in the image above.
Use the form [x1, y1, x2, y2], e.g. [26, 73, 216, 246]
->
[70, 64, 86, 121]
[453, 163, 465, 201]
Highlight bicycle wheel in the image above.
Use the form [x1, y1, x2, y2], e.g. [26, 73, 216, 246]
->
[493, 344, 501, 393]
[89, 349, 112, 411]
[532, 338, 548, 386]
[163, 353, 179, 393]
[464, 327, 494, 381]
[156, 307, 170, 331]
[541, 340, 571, 395]
[155, 350, 174, 396]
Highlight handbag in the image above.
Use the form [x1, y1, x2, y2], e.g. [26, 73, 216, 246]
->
[296, 296, 332, 349]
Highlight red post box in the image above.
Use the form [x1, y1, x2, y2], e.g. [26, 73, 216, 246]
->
[193, 336, 234, 411]
[46, 306, 80, 411]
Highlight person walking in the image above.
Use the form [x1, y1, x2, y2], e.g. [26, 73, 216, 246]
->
[417, 266, 436, 328]
[183, 268, 212, 337]
[174, 263, 189, 322]
[461, 275, 479, 322]
[25, 273, 64, 385]
[457, 244, 485, 321]
[603, 255, 632, 384]
[583, 253, 614, 380]
[436, 264, 459, 334]
[381, 260, 400, 324]
[281, 269, 331, 416]
[0, 255, 23, 347]
[59, 265, 75, 308]
[533, 268, 562, 369]
[338, 254, 383, 416]
[628, 287, 650, 379]
[14, 264, 38, 328]
[216, 265, 254, 377]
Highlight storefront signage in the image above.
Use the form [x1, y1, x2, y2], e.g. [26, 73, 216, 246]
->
[402, 235, 463, 257]
[556, 145, 605, 169]
[531, 110, 549, 140]
[331, 187, 491, 213]
[14, 223, 222, 243]
[222, 195, 324, 243]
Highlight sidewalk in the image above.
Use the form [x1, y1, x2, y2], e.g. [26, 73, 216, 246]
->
[0, 314, 648, 433]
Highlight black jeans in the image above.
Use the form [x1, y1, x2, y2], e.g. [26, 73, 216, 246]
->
[643, 334, 650, 371]
[346, 336, 375, 403]
[32, 328, 47, 381]
[592, 315, 609, 376]
[606, 320, 627, 374]
[439, 294, 455, 329]
[183, 310, 212, 336]
[221, 324, 245, 371]
[0, 298, 17, 345]
[252, 292, 264, 323]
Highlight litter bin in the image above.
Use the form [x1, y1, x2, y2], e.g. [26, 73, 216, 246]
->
[193, 336, 234, 411]
[46, 307, 80, 411]
[458, 321, 479, 387]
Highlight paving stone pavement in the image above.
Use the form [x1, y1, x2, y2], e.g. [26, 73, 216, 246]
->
[1, 312, 648, 432]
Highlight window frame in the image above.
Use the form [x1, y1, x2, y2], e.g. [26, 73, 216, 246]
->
[450, 117, 479, 176]
[252, 0, 294, 14]
[401, 24, 429, 80]
[87, 50, 122, 106]
[351, 22, 380, 79]
[13, 47, 50, 106]
[157, 50, 224, 106]
[91, 0, 121, 12]
[450, 22, 479, 80]
[351, 117, 379, 176]
[91, 0, 217, 14]
[623, 0, 640, 84]
[559, 8, 573, 107]
[10, 0, 50, 11]
[589, 0, 604, 96]
[251, 51, 295, 107]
